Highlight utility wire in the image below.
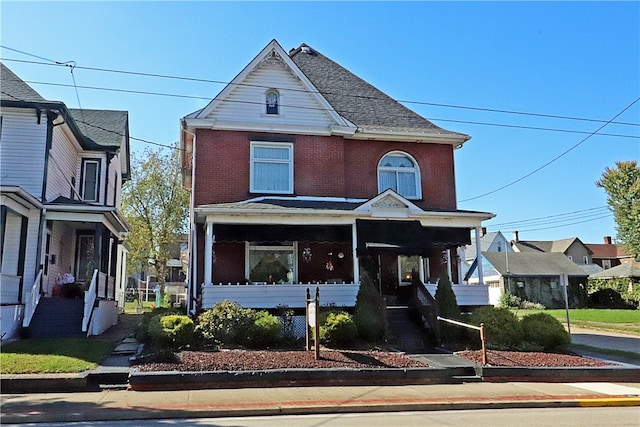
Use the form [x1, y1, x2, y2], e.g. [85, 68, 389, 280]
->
[491, 206, 609, 227]
[20, 79, 640, 140]
[509, 213, 612, 233]
[2, 54, 639, 128]
[458, 97, 640, 203]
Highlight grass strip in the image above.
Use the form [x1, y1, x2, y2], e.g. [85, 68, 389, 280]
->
[1, 338, 114, 374]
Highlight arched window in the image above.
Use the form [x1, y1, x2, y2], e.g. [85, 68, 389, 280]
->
[377, 152, 421, 199]
[265, 89, 279, 115]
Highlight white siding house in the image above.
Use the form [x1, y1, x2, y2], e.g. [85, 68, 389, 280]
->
[0, 63, 131, 339]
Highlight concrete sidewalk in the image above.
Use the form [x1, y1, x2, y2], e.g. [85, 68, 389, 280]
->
[2, 381, 639, 423]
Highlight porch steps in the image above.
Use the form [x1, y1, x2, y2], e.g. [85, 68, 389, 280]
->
[386, 306, 436, 354]
[27, 298, 85, 338]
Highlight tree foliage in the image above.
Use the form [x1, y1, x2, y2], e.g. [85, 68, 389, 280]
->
[596, 160, 640, 261]
[122, 146, 190, 281]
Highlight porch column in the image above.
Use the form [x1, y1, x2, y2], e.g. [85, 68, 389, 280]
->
[351, 223, 360, 284]
[204, 219, 214, 286]
[475, 226, 485, 285]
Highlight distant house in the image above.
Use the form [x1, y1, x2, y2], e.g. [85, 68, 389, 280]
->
[180, 40, 494, 314]
[467, 251, 588, 308]
[461, 230, 512, 281]
[0, 63, 130, 339]
[511, 231, 602, 275]
[585, 236, 632, 270]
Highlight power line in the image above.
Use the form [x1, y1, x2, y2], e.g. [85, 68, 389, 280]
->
[487, 206, 610, 228]
[508, 213, 612, 233]
[20, 79, 640, 140]
[458, 97, 640, 203]
[2, 55, 639, 129]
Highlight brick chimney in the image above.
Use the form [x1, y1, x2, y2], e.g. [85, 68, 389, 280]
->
[604, 236, 612, 244]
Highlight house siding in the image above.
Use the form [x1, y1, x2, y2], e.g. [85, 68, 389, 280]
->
[46, 126, 81, 202]
[208, 59, 335, 127]
[0, 108, 47, 199]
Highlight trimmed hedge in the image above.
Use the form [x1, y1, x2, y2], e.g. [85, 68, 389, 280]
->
[521, 312, 570, 351]
[320, 311, 357, 347]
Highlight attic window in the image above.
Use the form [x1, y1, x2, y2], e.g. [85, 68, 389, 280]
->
[266, 90, 279, 115]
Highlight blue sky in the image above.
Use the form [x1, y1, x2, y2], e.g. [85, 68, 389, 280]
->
[2, 1, 638, 244]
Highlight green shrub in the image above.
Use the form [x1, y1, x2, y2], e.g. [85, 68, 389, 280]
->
[135, 307, 181, 343]
[587, 288, 636, 309]
[521, 312, 570, 352]
[470, 306, 523, 350]
[320, 311, 357, 347]
[435, 270, 466, 344]
[246, 311, 282, 348]
[196, 300, 255, 345]
[499, 292, 545, 310]
[148, 314, 194, 348]
[353, 277, 386, 342]
[589, 278, 640, 308]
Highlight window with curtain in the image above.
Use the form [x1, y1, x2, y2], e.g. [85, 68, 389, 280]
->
[377, 152, 421, 199]
[250, 142, 293, 193]
[246, 243, 296, 283]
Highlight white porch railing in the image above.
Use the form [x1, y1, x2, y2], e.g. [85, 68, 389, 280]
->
[202, 282, 361, 309]
[82, 269, 98, 333]
[424, 282, 490, 306]
[22, 269, 43, 328]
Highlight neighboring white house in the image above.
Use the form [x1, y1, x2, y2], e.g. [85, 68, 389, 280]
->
[1, 63, 131, 339]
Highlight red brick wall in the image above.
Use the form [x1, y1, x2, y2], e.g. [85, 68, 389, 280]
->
[194, 129, 457, 209]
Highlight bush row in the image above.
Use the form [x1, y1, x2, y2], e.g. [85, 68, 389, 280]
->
[461, 306, 570, 352]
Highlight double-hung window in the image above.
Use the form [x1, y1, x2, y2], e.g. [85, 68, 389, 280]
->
[250, 142, 293, 194]
[377, 152, 421, 199]
[81, 159, 100, 202]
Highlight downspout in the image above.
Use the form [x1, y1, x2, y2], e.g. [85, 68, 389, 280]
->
[183, 125, 198, 315]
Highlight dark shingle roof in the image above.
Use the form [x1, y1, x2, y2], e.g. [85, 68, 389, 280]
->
[69, 109, 128, 149]
[483, 252, 588, 277]
[0, 63, 47, 103]
[289, 45, 466, 137]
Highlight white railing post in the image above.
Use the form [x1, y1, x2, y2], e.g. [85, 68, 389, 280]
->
[83, 269, 98, 334]
[22, 269, 43, 328]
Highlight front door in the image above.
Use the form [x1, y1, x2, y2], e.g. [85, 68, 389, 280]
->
[75, 233, 95, 283]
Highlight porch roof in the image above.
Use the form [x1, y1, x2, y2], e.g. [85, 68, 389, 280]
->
[194, 194, 494, 229]
[44, 197, 130, 236]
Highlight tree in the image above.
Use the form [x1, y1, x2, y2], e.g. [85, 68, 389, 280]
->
[596, 160, 640, 260]
[122, 145, 190, 283]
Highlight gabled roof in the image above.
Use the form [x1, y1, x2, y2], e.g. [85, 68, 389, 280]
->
[482, 251, 588, 277]
[1, 63, 130, 177]
[289, 44, 467, 140]
[585, 243, 630, 260]
[0, 63, 46, 103]
[183, 40, 470, 145]
[465, 231, 509, 261]
[512, 237, 591, 255]
[589, 260, 640, 279]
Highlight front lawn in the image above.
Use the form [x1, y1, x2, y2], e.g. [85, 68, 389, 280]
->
[512, 308, 640, 335]
[0, 338, 114, 374]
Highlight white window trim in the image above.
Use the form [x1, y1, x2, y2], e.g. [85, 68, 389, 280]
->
[250, 141, 294, 194]
[245, 242, 298, 283]
[262, 89, 284, 117]
[377, 151, 422, 200]
[81, 159, 100, 202]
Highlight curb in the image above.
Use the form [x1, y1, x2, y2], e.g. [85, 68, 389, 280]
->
[3, 365, 640, 393]
[2, 395, 639, 424]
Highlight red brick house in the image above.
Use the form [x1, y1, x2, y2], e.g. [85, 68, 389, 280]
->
[180, 40, 494, 314]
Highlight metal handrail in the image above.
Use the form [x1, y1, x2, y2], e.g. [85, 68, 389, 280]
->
[22, 269, 43, 328]
[82, 269, 98, 334]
